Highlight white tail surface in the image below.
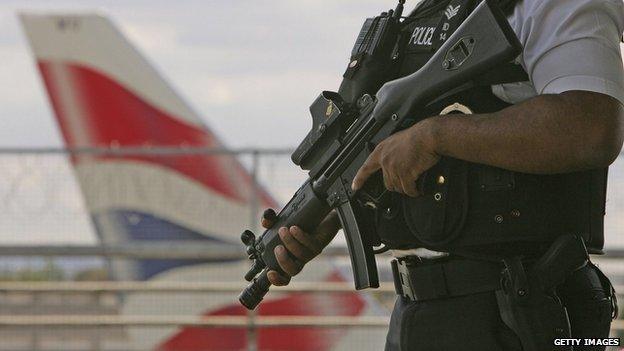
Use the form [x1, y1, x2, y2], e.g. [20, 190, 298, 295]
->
[20, 12, 385, 351]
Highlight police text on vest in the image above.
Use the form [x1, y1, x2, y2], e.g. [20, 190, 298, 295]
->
[409, 27, 435, 46]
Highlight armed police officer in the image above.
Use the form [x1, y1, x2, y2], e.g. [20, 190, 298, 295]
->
[261, 0, 624, 349]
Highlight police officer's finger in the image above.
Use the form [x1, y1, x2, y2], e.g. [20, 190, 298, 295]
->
[289, 226, 323, 257]
[267, 270, 291, 286]
[352, 151, 381, 191]
[401, 177, 419, 197]
[383, 168, 402, 193]
[382, 168, 392, 191]
[391, 174, 404, 194]
[261, 208, 277, 229]
[278, 227, 316, 263]
[274, 245, 304, 276]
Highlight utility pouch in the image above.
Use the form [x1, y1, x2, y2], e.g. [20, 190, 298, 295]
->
[338, 10, 402, 104]
[495, 235, 589, 351]
[402, 157, 469, 247]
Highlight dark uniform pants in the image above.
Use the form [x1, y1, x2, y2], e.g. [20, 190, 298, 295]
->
[385, 263, 614, 351]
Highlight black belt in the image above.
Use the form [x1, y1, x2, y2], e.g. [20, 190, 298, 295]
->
[391, 257, 503, 302]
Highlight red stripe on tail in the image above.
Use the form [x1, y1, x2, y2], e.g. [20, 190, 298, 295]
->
[38, 61, 276, 207]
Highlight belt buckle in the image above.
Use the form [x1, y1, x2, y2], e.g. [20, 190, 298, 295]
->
[396, 259, 416, 301]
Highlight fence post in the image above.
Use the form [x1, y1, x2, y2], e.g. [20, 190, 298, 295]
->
[247, 150, 260, 351]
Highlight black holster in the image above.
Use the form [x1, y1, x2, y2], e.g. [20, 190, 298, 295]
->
[495, 235, 590, 351]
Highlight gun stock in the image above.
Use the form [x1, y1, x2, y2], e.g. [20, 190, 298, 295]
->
[397, 0, 521, 119]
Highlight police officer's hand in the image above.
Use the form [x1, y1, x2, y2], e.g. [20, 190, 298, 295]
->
[261, 209, 340, 286]
[351, 118, 440, 197]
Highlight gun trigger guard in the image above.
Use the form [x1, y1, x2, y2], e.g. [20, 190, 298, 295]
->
[357, 188, 389, 210]
[355, 172, 391, 210]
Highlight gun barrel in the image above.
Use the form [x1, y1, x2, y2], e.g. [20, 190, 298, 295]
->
[239, 270, 271, 310]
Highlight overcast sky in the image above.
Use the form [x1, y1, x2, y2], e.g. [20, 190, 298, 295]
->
[0, 0, 400, 245]
[2, 1, 624, 248]
[0, 0, 397, 149]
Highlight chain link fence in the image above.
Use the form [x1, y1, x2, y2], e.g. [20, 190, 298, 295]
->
[0, 147, 390, 351]
[0, 147, 622, 350]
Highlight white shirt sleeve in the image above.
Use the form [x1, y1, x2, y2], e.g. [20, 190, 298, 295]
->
[510, 0, 624, 104]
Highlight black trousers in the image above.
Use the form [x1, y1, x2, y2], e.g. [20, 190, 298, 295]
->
[385, 263, 615, 351]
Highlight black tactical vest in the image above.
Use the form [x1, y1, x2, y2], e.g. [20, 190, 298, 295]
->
[357, 0, 607, 256]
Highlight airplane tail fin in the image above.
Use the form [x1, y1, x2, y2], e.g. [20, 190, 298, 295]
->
[19, 12, 276, 280]
[19, 12, 380, 351]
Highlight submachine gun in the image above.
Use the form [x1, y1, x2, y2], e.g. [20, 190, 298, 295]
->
[239, 0, 523, 310]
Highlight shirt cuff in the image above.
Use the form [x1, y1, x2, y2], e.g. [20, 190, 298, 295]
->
[541, 76, 624, 105]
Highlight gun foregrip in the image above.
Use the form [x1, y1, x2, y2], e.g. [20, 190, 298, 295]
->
[259, 182, 331, 275]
